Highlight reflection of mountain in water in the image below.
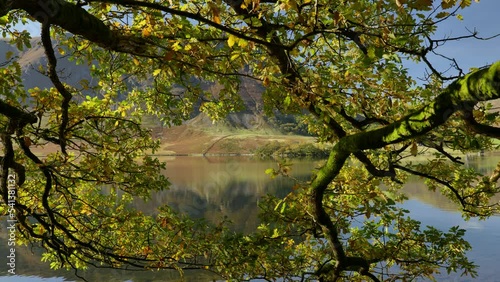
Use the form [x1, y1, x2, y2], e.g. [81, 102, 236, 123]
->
[133, 156, 322, 232]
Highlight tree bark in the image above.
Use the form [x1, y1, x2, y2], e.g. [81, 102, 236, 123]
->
[310, 62, 500, 275]
[11, 0, 147, 54]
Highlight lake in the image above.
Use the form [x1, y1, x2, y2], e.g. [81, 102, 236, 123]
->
[1, 155, 499, 281]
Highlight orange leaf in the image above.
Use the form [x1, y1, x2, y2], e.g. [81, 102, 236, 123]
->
[209, 3, 221, 24]
[263, 76, 270, 87]
[142, 28, 151, 37]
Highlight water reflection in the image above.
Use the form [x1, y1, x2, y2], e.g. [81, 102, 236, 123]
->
[134, 156, 320, 232]
[1, 155, 500, 281]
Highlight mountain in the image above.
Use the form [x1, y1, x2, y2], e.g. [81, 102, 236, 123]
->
[1, 37, 96, 91]
[1, 37, 313, 155]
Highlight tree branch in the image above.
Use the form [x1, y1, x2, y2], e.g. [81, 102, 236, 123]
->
[12, 0, 149, 54]
[0, 99, 37, 124]
[41, 22, 72, 155]
[462, 108, 500, 138]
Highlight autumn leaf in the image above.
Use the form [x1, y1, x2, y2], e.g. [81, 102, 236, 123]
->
[209, 2, 221, 24]
[142, 27, 151, 37]
[263, 76, 270, 86]
[460, 0, 472, 8]
[441, 0, 455, 9]
[411, 0, 433, 9]
[152, 69, 162, 76]
[164, 51, 175, 60]
[410, 141, 418, 156]
[435, 11, 449, 18]
[227, 34, 237, 47]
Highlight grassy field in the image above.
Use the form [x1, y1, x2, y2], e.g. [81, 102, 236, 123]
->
[157, 124, 317, 155]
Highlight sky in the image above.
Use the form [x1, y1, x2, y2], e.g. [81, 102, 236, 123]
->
[408, 1, 500, 80]
[12, 1, 500, 80]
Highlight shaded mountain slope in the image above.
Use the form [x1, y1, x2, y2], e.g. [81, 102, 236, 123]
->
[3, 37, 312, 155]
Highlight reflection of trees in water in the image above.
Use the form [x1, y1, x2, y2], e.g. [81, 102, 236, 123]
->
[464, 153, 500, 175]
[134, 177, 295, 233]
[133, 157, 321, 232]
[405, 153, 500, 211]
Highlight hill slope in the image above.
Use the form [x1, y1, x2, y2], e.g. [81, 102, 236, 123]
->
[3, 38, 312, 155]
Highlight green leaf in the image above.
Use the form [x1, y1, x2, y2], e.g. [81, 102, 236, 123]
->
[5, 51, 13, 60]
[284, 96, 291, 107]
[410, 142, 418, 156]
[436, 11, 450, 19]
[265, 168, 275, 175]
[0, 15, 9, 25]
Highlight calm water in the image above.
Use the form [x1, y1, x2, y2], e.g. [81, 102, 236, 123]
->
[1, 155, 499, 281]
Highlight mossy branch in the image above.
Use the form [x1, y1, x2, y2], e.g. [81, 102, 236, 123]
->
[311, 61, 500, 279]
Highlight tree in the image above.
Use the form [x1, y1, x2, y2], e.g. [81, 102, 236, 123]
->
[0, 0, 499, 281]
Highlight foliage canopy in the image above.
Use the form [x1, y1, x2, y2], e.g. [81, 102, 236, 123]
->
[1, 0, 500, 281]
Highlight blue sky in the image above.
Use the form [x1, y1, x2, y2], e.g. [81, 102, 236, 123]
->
[13, 1, 500, 80]
[408, 1, 500, 80]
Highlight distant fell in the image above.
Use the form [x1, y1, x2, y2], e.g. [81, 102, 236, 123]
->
[2, 37, 306, 137]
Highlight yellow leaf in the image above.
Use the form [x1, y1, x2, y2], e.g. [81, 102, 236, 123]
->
[230, 53, 240, 61]
[227, 34, 237, 48]
[153, 69, 162, 76]
[171, 41, 182, 51]
[133, 58, 140, 66]
[238, 39, 248, 48]
[280, 0, 297, 11]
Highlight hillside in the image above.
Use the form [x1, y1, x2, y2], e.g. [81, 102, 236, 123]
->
[2, 38, 313, 155]
[157, 122, 315, 155]
[6, 38, 500, 155]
